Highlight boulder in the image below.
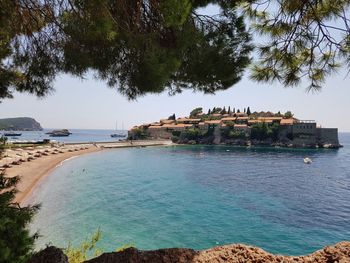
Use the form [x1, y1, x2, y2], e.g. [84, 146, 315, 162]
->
[28, 246, 68, 263]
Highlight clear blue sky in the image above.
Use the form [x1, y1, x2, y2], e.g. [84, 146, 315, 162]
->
[1, 70, 349, 131]
[1, 5, 349, 132]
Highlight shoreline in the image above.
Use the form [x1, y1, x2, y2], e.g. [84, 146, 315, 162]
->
[7, 146, 102, 205]
[2, 140, 172, 205]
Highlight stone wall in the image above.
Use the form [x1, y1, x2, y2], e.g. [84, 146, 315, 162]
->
[292, 122, 317, 134]
[316, 128, 339, 145]
[147, 128, 173, 139]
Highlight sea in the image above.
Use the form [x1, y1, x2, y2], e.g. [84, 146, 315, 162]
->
[27, 132, 350, 256]
[1, 129, 126, 143]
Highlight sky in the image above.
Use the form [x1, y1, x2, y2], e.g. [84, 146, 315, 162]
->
[1, 5, 349, 132]
[1, 70, 349, 131]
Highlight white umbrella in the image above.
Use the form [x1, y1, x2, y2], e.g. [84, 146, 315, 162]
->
[2, 157, 13, 165]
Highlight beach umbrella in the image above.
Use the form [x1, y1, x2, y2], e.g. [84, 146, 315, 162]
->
[0, 159, 7, 167]
[4, 149, 15, 156]
[2, 157, 13, 164]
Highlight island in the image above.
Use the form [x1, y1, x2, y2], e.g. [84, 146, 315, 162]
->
[128, 107, 342, 148]
[0, 117, 43, 131]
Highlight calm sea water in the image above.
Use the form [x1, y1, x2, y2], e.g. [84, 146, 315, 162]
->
[1, 129, 126, 143]
[28, 133, 350, 255]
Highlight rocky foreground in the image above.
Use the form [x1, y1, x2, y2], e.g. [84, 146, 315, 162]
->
[29, 241, 350, 263]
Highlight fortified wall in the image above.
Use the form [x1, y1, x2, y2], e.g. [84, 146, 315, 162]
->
[316, 128, 339, 145]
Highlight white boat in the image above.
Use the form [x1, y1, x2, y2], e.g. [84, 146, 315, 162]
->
[303, 157, 312, 164]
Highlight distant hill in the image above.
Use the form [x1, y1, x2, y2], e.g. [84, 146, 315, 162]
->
[0, 117, 43, 131]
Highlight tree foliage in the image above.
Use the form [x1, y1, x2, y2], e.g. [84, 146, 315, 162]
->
[246, 106, 251, 115]
[0, 0, 252, 100]
[284, 111, 293, 118]
[64, 230, 103, 263]
[239, 0, 350, 90]
[0, 159, 40, 263]
[251, 122, 280, 141]
[0, 136, 8, 146]
[1, 0, 349, 100]
[190, 107, 203, 117]
[168, 113, 176, 120]
[180, 128, 203, 141]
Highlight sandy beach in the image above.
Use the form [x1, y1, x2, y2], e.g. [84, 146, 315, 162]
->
[4, 145, 100, 204]
[1, 140, 172, 205]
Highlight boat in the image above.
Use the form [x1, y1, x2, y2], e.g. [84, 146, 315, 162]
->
[46, 129, 72, 137]
[4, 132, 22, 137]
[111, 133, 125, 138]
[110, 121, 125, 138]
[303, 157, 312, 164]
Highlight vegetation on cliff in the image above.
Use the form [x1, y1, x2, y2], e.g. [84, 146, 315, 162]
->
[0, 117, 43, 131]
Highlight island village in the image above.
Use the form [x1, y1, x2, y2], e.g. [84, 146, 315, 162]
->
[128, 107, 341, 148]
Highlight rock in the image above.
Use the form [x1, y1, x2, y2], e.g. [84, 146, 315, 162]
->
[29, 242, 350, 263]
[28, 246, 68, 263]
[84, 247, 197, 263]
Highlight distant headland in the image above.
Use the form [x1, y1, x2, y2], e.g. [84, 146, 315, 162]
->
[0, 117, 43, 131]
[128, 107, 342, 149]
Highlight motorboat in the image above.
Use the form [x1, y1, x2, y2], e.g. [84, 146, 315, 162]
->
[111, 133, 125, 138]
[303, 157, 312, 164]
[4, 132, 22, 137]
[46, 129, 72, 137]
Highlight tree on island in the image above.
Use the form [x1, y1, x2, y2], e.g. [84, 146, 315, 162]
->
[1, 0, 350, 100]
[246, 107, 251, 116]
[276, 111, 283, 117]
[284, 111, 294, 118]
[251, 122, 279, 141]
[168, 114, 176, 120]
[228, 106, 231, 114]
[221, 106, 227, 114]
[190, 107, 203, 117]
[207, 109, 211, 115]
[212, 107, 222, 114]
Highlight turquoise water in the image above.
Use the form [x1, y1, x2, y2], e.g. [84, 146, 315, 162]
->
[28, 133, 350, 255]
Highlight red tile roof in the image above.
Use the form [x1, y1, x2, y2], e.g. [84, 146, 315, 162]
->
[280, 118, 295, 125]
[205, 120, 222, 124]
[221, 117, 236, 121]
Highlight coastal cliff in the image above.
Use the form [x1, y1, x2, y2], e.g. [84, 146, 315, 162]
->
[0, 117, 43, 131]
[29, 242, 350, 263]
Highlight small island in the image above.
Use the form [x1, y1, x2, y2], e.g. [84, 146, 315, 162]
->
[128, 107, 342, 148]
